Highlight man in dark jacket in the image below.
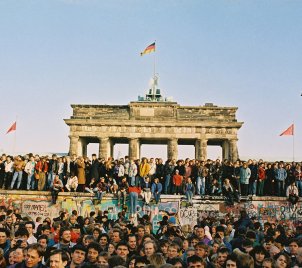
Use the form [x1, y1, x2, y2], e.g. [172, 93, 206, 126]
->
[89, 154, 100, 185]
[0, 228, 10, 255]
[47, 154, 58, 190]
[15, 244, 46, 268]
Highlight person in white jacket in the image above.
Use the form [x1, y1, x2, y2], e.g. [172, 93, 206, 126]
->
[141, 176, 152, 205]
[66, 176, 78, 192]
[286, 180, 299, 210]
[128, 160, 138, 186]
[25, 155, 36, 190]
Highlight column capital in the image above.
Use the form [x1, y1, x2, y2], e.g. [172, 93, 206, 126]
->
[129, 137, 139, 141]
[98, 137, 110, 143]
[69, 134, 79, 139]
[168, 138, 178, 144]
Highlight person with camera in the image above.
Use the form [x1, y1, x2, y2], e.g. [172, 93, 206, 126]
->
[10, 228, 29, 251]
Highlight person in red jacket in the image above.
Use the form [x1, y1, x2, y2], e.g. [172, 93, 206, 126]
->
[172, 170, 183, 195]
[257, 162, 266, 196]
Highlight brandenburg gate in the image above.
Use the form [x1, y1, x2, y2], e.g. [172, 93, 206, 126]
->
[65, 98, 243, 161]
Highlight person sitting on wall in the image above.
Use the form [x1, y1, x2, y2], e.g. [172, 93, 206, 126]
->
[151, 177, 163, 204]
[210, 178, 221, 196]
[107, 176, 118, 194]
[222, 178, 239, 206]
[51, 175, 63, 204]
[286, 179, 299, 210]
[93, 177, 108, 204]
[117, 176, 129, 208]
[141, 176, 152, 206]
[65, 175, 78, 192]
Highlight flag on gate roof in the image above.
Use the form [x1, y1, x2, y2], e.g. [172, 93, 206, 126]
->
[280, 124, 294, 136]
[6, 121, 17, 134]
[140, 42, 156, 56]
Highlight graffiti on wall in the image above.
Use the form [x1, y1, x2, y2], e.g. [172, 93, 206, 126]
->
[1, 192, 302, 228]
[179, 203, 221, 228]
[22, 201, 58, 219]
[59, 196, 179, 234]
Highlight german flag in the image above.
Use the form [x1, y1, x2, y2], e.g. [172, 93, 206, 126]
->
[140, 42, 155, 56]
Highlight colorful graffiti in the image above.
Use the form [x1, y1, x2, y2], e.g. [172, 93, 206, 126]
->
[1, 191, 302, 229]
[59, 195, 178, 234]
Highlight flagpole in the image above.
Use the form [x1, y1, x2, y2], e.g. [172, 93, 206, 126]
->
[154, 40, 156, 77]
[153, 40, 156, 99]
[293, 122, 295, 162]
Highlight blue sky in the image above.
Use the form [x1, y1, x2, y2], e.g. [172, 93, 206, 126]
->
[0, 0, 301, 161]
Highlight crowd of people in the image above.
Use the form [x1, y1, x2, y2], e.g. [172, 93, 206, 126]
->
[0, 203, 301, 268]
[0, 154, 301, 207]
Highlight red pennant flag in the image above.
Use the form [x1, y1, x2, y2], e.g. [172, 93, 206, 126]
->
[6, 121, 17, 134]
[280, 124, 294, 136]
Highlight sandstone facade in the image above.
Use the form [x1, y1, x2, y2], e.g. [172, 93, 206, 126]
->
[64, 102, 243, 161]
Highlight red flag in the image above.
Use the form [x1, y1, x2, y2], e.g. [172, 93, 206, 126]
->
[280, 124, 294, 136]
[6, 122, 17, 134]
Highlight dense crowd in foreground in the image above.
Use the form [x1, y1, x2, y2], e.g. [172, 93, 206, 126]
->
[0, 154, 301, 207]
[0, 204, 301, 268]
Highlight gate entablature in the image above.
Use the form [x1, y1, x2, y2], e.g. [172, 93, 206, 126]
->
[65, 102, 243, 161]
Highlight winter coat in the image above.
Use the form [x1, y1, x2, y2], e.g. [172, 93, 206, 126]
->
[76, 159, 86, 184]
[240, 167, 251, 184]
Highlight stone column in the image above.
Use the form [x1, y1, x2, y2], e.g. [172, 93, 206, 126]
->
[98, 137, 109, 160]
[229, 139, 239, 162]
[167, 138, 178, 160]
[69, 135, 79, 156]
[195, 139, 207, 160]
[109, 139, 114, 159]
[195, 140, 201, 160]
[79, 138, 88, 157]
[129, 138, 139, 160]
[222, 140, 230, 160]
